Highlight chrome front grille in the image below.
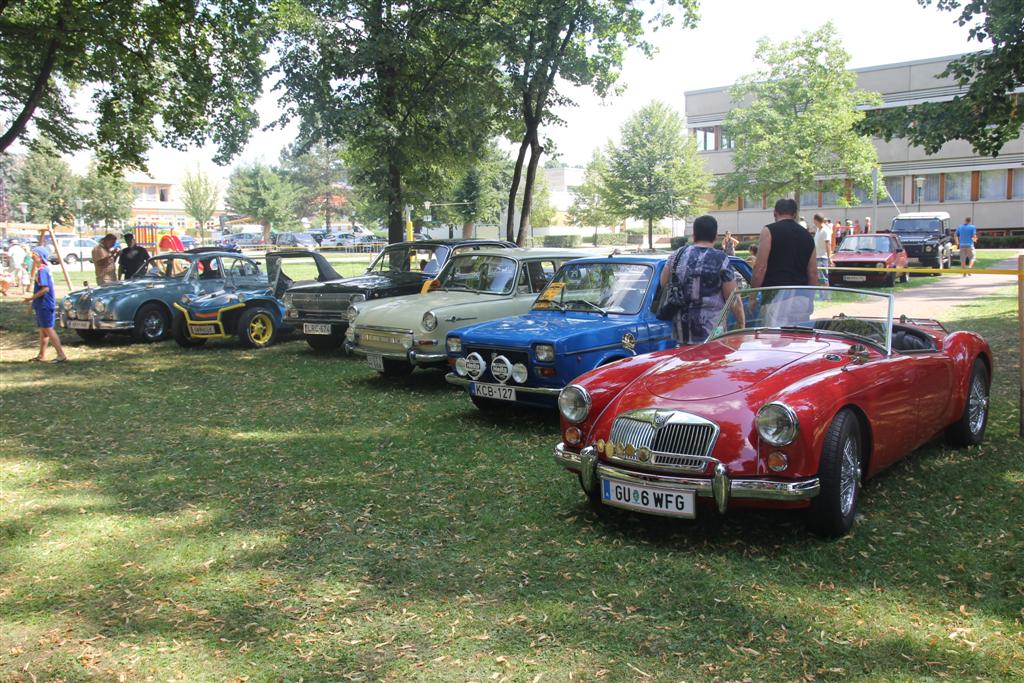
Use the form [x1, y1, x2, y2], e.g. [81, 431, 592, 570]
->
[607, 409, 719, 473]
[290, 292, 352, 313]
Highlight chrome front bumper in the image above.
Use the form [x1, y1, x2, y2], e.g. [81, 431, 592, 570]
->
[60, 314, 133, 331]
[347, 343, 447, 366]
[554, 442, 819, 514]
[445, 373, 561, 396]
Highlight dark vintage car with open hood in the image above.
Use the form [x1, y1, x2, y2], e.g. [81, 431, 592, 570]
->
[554, 285, 991, 537]
[282, 239, 514, 351]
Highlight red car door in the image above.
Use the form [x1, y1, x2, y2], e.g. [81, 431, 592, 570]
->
[910, 353, 955, 446]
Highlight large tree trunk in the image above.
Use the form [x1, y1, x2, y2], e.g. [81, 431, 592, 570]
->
[261, 220, 271, 245]
[0, 14, 63, 154]
[505, 135, 531, 242]
[462, 221, 474, 239]
[386, 159, 405, 244]
[647, 216, 654, 251]
[515, 135, 542, 246]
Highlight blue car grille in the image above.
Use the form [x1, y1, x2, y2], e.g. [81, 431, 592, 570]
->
[464, 345, 531, 384]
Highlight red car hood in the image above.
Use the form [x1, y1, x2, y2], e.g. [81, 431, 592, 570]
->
[641, 335, 830, 401]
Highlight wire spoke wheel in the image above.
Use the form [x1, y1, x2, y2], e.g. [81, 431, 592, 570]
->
[967, 373, 989, 436]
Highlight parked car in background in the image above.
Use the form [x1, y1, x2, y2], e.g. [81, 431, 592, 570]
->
[553, 286, 991, 537]
[179, 234, 199, 250]
[446, 255, 752, 410]
[284, 238, 515, 351]
[59, 250, 268, 344]
[225, 233, 265, 248]
[47, 236, 99, 265]
[318, 232, 355, 248]
[889, 211, 953, 270]
[273, 231, 320, 249]
[830, 233, 909, 287]
[347, 248, 580, 376]
[173, 250, 342, 349]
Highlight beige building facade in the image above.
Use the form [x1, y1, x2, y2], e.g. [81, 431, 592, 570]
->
[685, 54, 1024, 237]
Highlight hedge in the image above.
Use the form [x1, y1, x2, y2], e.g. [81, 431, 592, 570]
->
[976, 235, 1024, 248]
[542, 234, 583, 248]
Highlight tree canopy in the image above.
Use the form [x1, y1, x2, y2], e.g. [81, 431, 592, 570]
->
[280, 142, 348, 232]
[714, 23, 881, 210]
[568, 149, 622, 231]
[859, 0, 1024, 157]
[224, 163, 301, 242]
[8, 140, 77, 226]
[180, 166, 221, 238]
[79, 163, 133, 228]
[604, 101, 709, 247]
[0, 1, 272, 170]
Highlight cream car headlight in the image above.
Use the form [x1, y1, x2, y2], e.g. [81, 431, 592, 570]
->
[347, 305, 359, 323]
[756, 402, 799, 446]
[422, 311, 437, 331]
[558, 384, 591, 424]
[447, 336, 462, 353]
[93, 299, 107, 314]
[535, 343, 555, 362]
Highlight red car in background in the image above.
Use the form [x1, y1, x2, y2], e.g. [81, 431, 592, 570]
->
[829, 233, 909, 287]
[554, 286, 991, 537]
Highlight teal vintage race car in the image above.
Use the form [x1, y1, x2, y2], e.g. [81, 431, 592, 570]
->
[172, 250, 342, 349]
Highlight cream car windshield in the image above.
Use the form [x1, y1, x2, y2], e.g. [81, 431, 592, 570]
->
[711, 286, 894, 352]
[436, 254, 519, 294]
[533, 262, 654, 315]
[137, 257, 193, 279]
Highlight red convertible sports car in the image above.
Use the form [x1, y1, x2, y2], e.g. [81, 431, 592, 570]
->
[554, 286, 991, 536]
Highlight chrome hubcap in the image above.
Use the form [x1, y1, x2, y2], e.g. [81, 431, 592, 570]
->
[143, 313, 164, 338]
[839, 436, 859, 516]
[968, 375, 988, 435]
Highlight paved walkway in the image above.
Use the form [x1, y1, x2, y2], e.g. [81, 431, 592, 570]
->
[888, 253, 1022, 321]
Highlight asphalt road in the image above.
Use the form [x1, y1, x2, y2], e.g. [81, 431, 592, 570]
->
[887, 252, 1022, 321]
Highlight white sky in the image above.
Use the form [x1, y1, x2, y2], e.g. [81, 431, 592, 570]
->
[67, 0, 983, 182]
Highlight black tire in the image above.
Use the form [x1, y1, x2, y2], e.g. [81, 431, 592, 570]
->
[807, 408, 863, 538]
[75, 329, 106, 344]
[237, 306, 278, 349]
[172, 314, 207, 348]
[306, 334, 344, 351]
[132, 303, 170, 343]
[470, 394, 504, 411]
[944, 359, 989, 447]
[884, 271, 896, 287]
[65, 253, 78, 264]
[379, 358, 414, 377]
[577, 474, 606, 512]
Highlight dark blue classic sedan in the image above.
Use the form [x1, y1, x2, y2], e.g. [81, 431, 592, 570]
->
[445, 254, 752, 411]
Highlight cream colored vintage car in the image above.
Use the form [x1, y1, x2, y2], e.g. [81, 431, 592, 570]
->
[345, 248, 583, 376]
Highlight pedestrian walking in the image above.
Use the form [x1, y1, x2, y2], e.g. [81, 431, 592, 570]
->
[751, 198, 817, 326]
[117, 233, 150, 279]
[24, 247, 67, 363]
[811, 214, 833, 285]
[659, 215, 745, 344]
[7, 241, 28, 293]
[956, 216, 977, 275]
[721, 230, 738, 256]
[91, 234, 119, 285]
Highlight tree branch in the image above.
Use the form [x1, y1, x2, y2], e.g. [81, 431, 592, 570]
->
[0, 13, 63, 154]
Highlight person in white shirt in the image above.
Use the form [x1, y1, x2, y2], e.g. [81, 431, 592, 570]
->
[6, 242, 28, 293]
[812, 214, 832, 285]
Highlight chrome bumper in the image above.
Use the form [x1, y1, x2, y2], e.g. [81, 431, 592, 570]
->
[445, 373, 561, 396]
[554, 442, 819, 514]
[348, 344, 447, 366]
[60, 315, 132, 331]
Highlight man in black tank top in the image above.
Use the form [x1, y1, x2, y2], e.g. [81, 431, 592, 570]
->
[752, 198, 818, 288]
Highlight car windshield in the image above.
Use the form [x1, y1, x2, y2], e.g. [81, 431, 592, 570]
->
[367, 244, 448, 275]
[711, 286, 894, 352]
[892, 218, 942, 234]
[436, 254, 519, 294]
[534, 262, 655, 315]
[136, 256, 193, 279]
[838, 235, 894, 253]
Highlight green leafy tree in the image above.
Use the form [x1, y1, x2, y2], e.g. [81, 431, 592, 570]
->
[180, 166, 220, 241]
[714, 23, 881, 209]
[280, 142, 348, 232]
[273, 1, 502, 244]
[224, 163, 301, 243]
[859, 1, 1023, 157]
[10, 140, 76, 226]
[568, 149, 621, 232]
[604, 101, 709, 249]
[0, 1, 272, 170]
[494, 0, 700, 245]
[79, 163, 133, 229]
[452, 141, 511, 238]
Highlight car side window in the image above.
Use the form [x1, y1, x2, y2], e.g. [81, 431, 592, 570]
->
[525, 260, 557, 292]
[225, 258, 258, 278]
[198, 257, 224, 280]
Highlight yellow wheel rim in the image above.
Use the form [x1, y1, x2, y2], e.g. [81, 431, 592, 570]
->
[249, 313, 273, 344]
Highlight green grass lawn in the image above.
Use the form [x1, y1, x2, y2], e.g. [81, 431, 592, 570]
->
[1, 281, 1022, 680]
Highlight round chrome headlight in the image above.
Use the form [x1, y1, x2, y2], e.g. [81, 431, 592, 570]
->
[62, 298, 73, 311]
[558, 384, 591, 424]
[465, 352, 485, 380]
[93, 299, 107, 313]
[755, 402, 799, 446]
[455, 357, 468, 376]
[535, 343, 555, 362]
[491, 355, 511, 383]
[924, 245, 934, 253]
[350, 293, 366, 304]
[875, 262, 885, 269]
[511, 363, 528, 384]
[422, 311, 437, 331]
[347, 305, 359, 323]
[446, 336, 462, 353]
[179, 294, 192, 304]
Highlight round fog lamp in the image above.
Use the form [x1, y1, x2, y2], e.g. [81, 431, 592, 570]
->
[606, 442, 616, 458]
[637, 447, 651, 462]
[491, 355, 511, 383]
[511, 363, 528, 384]
[93, 300, 106, 313]
[564, 426, 582, 445]
[766, 451, 789, 472]
[596, 439, 606, 454]
[465, 352, 485, 380]
[455, 357, 468, 376]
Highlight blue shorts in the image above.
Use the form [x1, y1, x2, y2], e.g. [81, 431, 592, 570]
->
[34, 307, 56, 328]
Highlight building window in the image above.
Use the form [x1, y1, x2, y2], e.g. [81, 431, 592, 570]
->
[799, 188, 818, 208]
[1010, 169, 1022, 199]
[851, 186, 869, 205]
[944, 172, 971, 202]
[159, 187, 170, 202]
[741, 190, 762, 211]
[144, 185, 157, 201]
[821, 188, 840, 207]
[917, 174, 940, 203]
[719, 130, 734, 150]
[883, 176, 903, 203]
[979, 170, 1007, 200]
[694, 127, 716, 152]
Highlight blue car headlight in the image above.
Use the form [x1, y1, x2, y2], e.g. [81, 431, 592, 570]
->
[446, 336, 462, 353]
[535, 343, 555, 362]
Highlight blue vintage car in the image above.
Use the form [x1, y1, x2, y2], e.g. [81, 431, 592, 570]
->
[172, 250, 342, 349]
[445, 254, 752, 410]
[58, 250, 266, 344]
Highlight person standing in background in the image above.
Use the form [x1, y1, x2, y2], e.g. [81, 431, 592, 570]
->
[117, 233, 150, 279]
[752, 198, 817, 326]
[956, 216, 978, 276]
[91, 234, 119, 285]
[721, 230, 738, 256]
[24, 247, 67, 363]
[7, 241, 28, 294]
[811, 214, 833, 285]
[864, 217, 872, 233]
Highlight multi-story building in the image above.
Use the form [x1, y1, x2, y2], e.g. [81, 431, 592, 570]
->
[127, 171, 226, 231]
[685, 54, 1024, 237]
